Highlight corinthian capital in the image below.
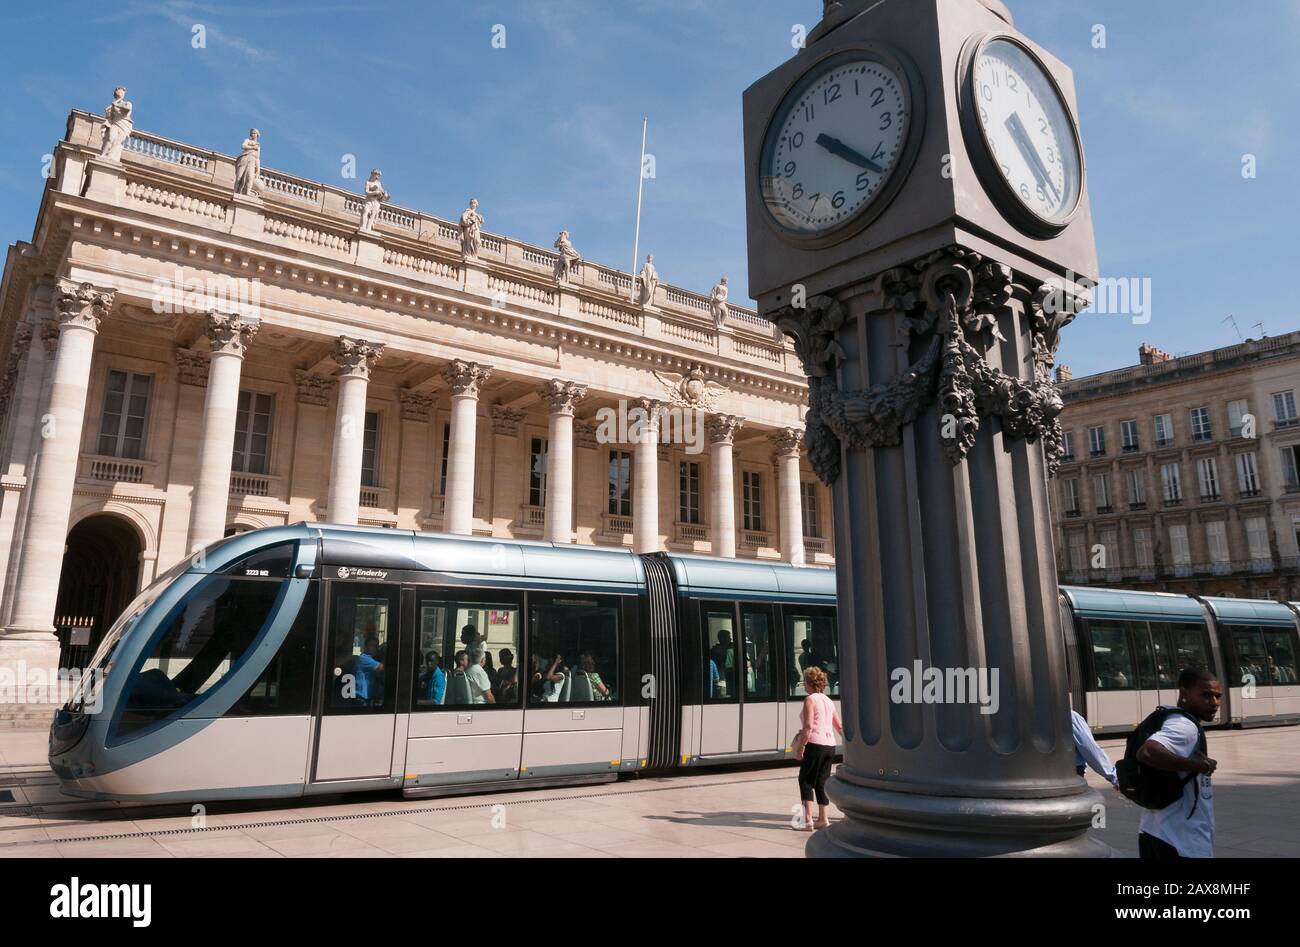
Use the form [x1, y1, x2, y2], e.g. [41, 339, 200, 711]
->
[444, 359, 493, 398]
[334, 336, 385, 379]
[706, 414, 744, 446]
[206, 311, 259, 357]
[56, 281, 115, 332]
[769, 427, 804, 457]
[541, 379, 587, 416]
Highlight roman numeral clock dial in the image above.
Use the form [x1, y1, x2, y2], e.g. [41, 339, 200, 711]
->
[759, 51, 918, 241]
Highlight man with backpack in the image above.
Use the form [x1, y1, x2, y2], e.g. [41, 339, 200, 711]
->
[1115, 667, 1222, 859]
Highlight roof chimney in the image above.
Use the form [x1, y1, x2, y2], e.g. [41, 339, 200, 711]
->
[1139, 343, 1172, 366]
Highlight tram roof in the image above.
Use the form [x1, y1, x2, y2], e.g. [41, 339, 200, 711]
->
[1199, 596, 1298, 628]
[664, 553, 836, 600]
[1059, 586, 1207, 624]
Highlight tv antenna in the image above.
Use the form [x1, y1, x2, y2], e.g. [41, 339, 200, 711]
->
[1252, 321, 1267, 338]
[1222, 313, 1243, 342]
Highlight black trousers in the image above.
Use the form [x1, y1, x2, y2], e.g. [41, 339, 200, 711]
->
[1139, 832, 1184, 859]
[798, 743, 835, 805]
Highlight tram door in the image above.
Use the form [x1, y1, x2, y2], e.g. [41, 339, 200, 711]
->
[700, 601, 781, 755]
[313, 582, 402, 782]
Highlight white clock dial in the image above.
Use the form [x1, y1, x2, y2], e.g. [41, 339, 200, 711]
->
[760, 54, 910, 237]
[972, 38, 1082, 224]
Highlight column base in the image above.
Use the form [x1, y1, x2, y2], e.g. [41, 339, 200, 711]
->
[808, 773, 1114, 858]
[0, 632, 66, 723]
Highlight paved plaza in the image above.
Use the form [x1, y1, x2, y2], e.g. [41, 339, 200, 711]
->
[1, 725, 1295, 858]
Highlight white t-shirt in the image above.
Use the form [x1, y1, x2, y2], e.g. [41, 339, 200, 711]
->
[1138, 708, 1214, 858]
[466, 664, 493, 704]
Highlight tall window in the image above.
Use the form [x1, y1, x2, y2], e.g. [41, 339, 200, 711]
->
[529, 437, 548, 507]
[1245, 517, 1270, 562]
[1132, 528, 1154, 567]
[1120, 419, 1139, 451]
[1236, 452, 1260, 496]
[1061, 478, 1079, 514]
[1098, 528, 1117, 567]
[1197, 457, 1220, 500]
[1273, 390, 1298, 426]
[1092, 473, 1110, 510]
[438, 423, 450, 496]
[1067, 533, 1087, 571]
[232, 390, 273, 474]
[679, 461, 700, 525]
[1189, 406, 1212, 442]
[608, 450, 632, 516]
[1153, 414, 1173, 448]
[1126, 469, 1146, 507]
[1088, 425, 1106, 456]
[1281, 445, 1300, 489]
[1160, 463, 1182, 503]
[1205, 521, 1229, 565]
[742, 470, 764, 531]
[1227, 399, 1250, 437]
[1168, 524, 1191, 566]
[1061, 430, 1075, 460]
[800, 481, 821, 539]
[361, 411, 380, 487]
[96, 370, 152, 459]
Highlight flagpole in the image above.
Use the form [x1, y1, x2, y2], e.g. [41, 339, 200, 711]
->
[630, 116, 648, 304]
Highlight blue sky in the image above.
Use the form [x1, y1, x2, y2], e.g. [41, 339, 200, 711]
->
[0, 0, 1296, 377]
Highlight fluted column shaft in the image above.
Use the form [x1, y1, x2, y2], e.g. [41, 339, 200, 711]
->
[707, 415, 743, 559]
[444, 359, 492, 536]
[541, 380, 586, 543]
[186, 313, 258, 553]
[326, 337, 384, 526]
[5, 283, 113, 636]
[632, 399, 661, 554]
[772, 429, 806, 565]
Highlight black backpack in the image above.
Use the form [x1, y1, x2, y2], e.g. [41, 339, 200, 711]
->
[1115, 706, 1206, 815]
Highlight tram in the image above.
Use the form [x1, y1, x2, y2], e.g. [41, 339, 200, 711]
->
[1059, 586, 1300, 733]
[49, 524, 839, 802]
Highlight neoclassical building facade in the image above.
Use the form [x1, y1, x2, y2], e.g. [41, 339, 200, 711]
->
[0, 100, 829, 697]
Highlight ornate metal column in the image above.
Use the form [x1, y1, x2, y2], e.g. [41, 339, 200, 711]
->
[776, 247, 1106, 857]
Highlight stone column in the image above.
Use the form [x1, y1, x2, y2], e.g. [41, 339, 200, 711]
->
[443, 359, 492, 535]
[325, 337, 384, 526]
[771, 428, 806, 566]
[632, 398, 661, 554]
[707, 415, 743, 558]
[540, 379, 587, 543]
[4, 283, 113, 645]
[185, 312, 258, 553]
[773, 251, 1105, 857]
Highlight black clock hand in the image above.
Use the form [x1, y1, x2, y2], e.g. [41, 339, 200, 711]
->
[815, 133, 885, 174]
[1005, 112, 1060, 202]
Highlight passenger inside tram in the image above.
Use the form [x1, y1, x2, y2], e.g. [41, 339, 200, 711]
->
[417, 651, 445, 704]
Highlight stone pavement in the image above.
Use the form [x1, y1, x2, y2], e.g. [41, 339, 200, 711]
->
[0, 725, 1296, 858]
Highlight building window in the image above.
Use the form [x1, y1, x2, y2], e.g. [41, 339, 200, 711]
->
[1273, 390, 1298, 427]
[232, 390, 273, 474]
[1133, 528, 1154, 567]
[1061, 430, 1075, 461]
[1153, 413, 1173, 448]
[1168, 524, 1191, 566]
[96, 370, 152, 459]
[608, 450, 632, 516]
[1160, 463, 1182, 503]
[1282, 446, 1300, 489]
[1236, 452, 1260, 496]
[1120, 419, 1139, 451]
[1227, 399, 1250, 438]
[1189, 406, 1212, 442]
[679, 461, 700, 525]
[742, 471, 764, 532]
[1197, 456, 1220, 500]
[529, 437, 548, 507]
[438, 423, 450, 496]
[1092, 473, 1110, 511]
[1126, 469, 1146, 507]
[1245, 516, 1270, 562]
[1087, 425, 1106, 456]
[800, 481, 820, 539]
[1205, 521, 1229, 565]
[1067, 533, 1087, 571]
[1061, 478, 1079, 515]
[1097, 528, 1117, 567]
[360, 411, 380, 487]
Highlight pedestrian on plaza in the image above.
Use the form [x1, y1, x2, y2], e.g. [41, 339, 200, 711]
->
[793, 666, 841, 832]
[1071, 709, 1118, 788]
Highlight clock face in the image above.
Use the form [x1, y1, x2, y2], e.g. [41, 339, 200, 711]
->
[971, 38, 1082, 225]
[759, 53, 912, 238]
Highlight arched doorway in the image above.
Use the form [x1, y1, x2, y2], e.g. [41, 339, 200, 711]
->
[53, 514, 142, 668]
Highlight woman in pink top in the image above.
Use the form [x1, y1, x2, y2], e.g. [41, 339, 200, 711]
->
[796, 666, 843, 831]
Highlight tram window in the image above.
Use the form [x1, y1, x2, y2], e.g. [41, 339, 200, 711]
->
[1227, 628, 1269, 688]
[785, 606, 840, 697]
[1168, 624, 1212, 676]
[703, 604, 738, 703]
[328, 586, 398, 713]
[412, 599, 521, 709]
[742, 607, 773, 699]
[1087, 621, 1136, 690]
[1129, 622, 1157, 690]
[1262, 631, 1299, 685]
[527, 597, 620, 706]
[228, 582, 317, 716]
[116, 576, 285, 738]
[223, 541, 296, 579]
[1147, 623, 1179, 688]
